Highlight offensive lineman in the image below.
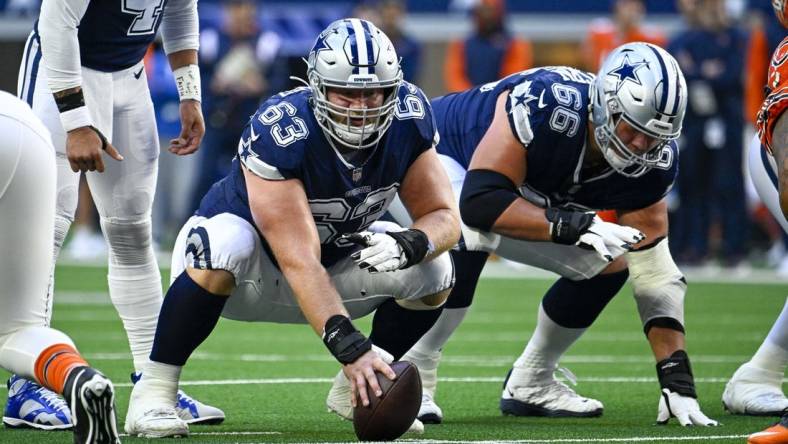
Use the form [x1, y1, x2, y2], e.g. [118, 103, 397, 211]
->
[392, 43, 718, 426]
[124, 19, 459, 438]
[0, 91, 120, 444]
[726, 1, 788, 442]
[9, 0, 223, 429]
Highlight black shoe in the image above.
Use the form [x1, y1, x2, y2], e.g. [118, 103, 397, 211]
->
[63, 367, 120, 444]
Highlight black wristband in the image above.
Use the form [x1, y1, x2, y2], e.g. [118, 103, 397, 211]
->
[656, 350, 697, 398]
[54, 89, 86, 113]
[544, 208, 594, 245]
[322, 315, 371, 365]
[386, 228, 430, 268]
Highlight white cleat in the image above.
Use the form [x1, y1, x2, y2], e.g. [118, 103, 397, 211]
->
[723, 362, 788, 416]
[125, 376, 188, 438]
[125, 407, 188, 439]
[175, 389, 225, 425]
[499, 368, 603, 417]
[326, 369, 424, 434]
[417, 392, 443, 424]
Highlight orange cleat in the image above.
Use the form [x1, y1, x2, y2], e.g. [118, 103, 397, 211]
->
[749, 415, 788, 444]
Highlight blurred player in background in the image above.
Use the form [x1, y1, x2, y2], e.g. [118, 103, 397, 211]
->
[124, 19, 459, 438]
[726, 1, 788, 443]
[0, 91, 120, 444]
[11, 0, 223, 430]
[391, 42, 718, 427]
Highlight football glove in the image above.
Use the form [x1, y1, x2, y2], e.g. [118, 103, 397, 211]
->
[655, 350, 718, 427]
[657, 389, 718, 426]
[545, 208, 644, 262]
[343, 229, 430, 273]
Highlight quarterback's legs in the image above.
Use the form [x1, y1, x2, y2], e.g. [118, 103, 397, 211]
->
[723, 137, 788, 416]
[0, 103, 120, 442]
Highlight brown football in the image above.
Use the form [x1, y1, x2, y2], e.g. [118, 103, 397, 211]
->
[353, 361, 422, 441]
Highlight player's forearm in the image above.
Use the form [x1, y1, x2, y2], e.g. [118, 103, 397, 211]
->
[38, 0, 89, 93]
[278, 256, 349, 336]
[167, 49, 198, 71]
[490, 199, 552, 241]
[411, 207, 460, 260]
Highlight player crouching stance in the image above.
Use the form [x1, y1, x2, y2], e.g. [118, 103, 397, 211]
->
[0, 92, 119, 443]
[394, 43, 717, 426]
[125, 19, 460, 438]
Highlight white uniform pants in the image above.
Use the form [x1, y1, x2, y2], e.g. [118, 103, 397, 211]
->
[171, 214, 455, 323]
[748, 134, 788, 232]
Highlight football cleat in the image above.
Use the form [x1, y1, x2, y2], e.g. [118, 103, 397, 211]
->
[723, 363, 788, 416]
[131, 372, 225, 425]
[3, 375, 72, 430]
[500, 368, 604, 417]
[125, 374, 188, 438]
[417, 392, 443, 424]
[63, 367, 120, 444]
[326, 368, 424, 434]
[748, 415, 788, 444]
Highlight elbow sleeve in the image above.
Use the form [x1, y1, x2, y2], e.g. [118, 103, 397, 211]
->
[459, 169, 519, 232]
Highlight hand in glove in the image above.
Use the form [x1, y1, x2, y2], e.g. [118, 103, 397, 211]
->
[342, 228, 430, 273]
[545, 208, 645, 262]
[655, 350, 719, 426]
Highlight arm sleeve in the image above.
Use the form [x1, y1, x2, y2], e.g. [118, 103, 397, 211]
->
[37, 0, 90, 92]
[160, 0, 200, 55]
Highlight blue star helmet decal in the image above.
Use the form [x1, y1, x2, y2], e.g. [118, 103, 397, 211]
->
[608, 53, 648, 92]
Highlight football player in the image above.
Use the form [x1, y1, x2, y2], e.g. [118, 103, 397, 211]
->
[124, 19, 459, 438]
[11, 0, 223, 429]
[0, 91, 120, 444]
[391, 42, 718, 426]
[727, 2, 788, 442]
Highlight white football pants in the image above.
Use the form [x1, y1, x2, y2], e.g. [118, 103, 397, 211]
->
[18, 32, 163, 372]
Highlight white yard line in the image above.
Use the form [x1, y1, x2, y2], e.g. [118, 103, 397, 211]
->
[4, 375, 783, 391]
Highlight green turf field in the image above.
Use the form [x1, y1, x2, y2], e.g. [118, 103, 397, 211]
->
[1, 264, 786, 443]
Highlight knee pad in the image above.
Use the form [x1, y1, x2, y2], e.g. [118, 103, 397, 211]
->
[100, 217, 153, 266]
[627, 237, 686, 334]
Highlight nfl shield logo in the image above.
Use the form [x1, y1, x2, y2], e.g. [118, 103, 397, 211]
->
[352, 167, 362, 182]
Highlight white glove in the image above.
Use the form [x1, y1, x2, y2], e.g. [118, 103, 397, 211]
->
[577, 216, 645, 262]
[656, 389, 719, 426]
[344, 231, 406, 273]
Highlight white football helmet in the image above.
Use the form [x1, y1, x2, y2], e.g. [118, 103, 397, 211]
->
[307, 18, 403, 149]
[590, 42, 687, 177]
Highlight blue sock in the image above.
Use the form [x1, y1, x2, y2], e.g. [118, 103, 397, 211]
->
[541, 269, 629, 329]
[369, 298, 443, 361]
[445, 250, 489, 309]
[150, 271, 228, 366]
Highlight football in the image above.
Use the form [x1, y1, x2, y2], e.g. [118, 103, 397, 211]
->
[353, 361, 422, 441]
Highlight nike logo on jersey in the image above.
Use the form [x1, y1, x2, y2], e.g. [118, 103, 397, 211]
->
[133, 67, 144, 79]
[537, 91, 547, 109]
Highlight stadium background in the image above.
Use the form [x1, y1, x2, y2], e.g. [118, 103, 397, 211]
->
[1, 1, 788, 443]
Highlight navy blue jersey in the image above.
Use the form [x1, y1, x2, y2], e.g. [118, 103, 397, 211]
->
[198, 82, 437, 267]
[36, 0, 171, 72]
[433, 66, 677, 212]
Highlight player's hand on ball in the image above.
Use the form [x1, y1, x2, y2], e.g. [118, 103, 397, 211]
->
[656, 389, 719, 426]
[66, 126, 123, 173]
[170, 99, 204, 155]
[343, 348, 396, 408]
[577, 216, 645, 262]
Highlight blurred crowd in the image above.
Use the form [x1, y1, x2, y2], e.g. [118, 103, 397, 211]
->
[18, 0, 785, 274]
